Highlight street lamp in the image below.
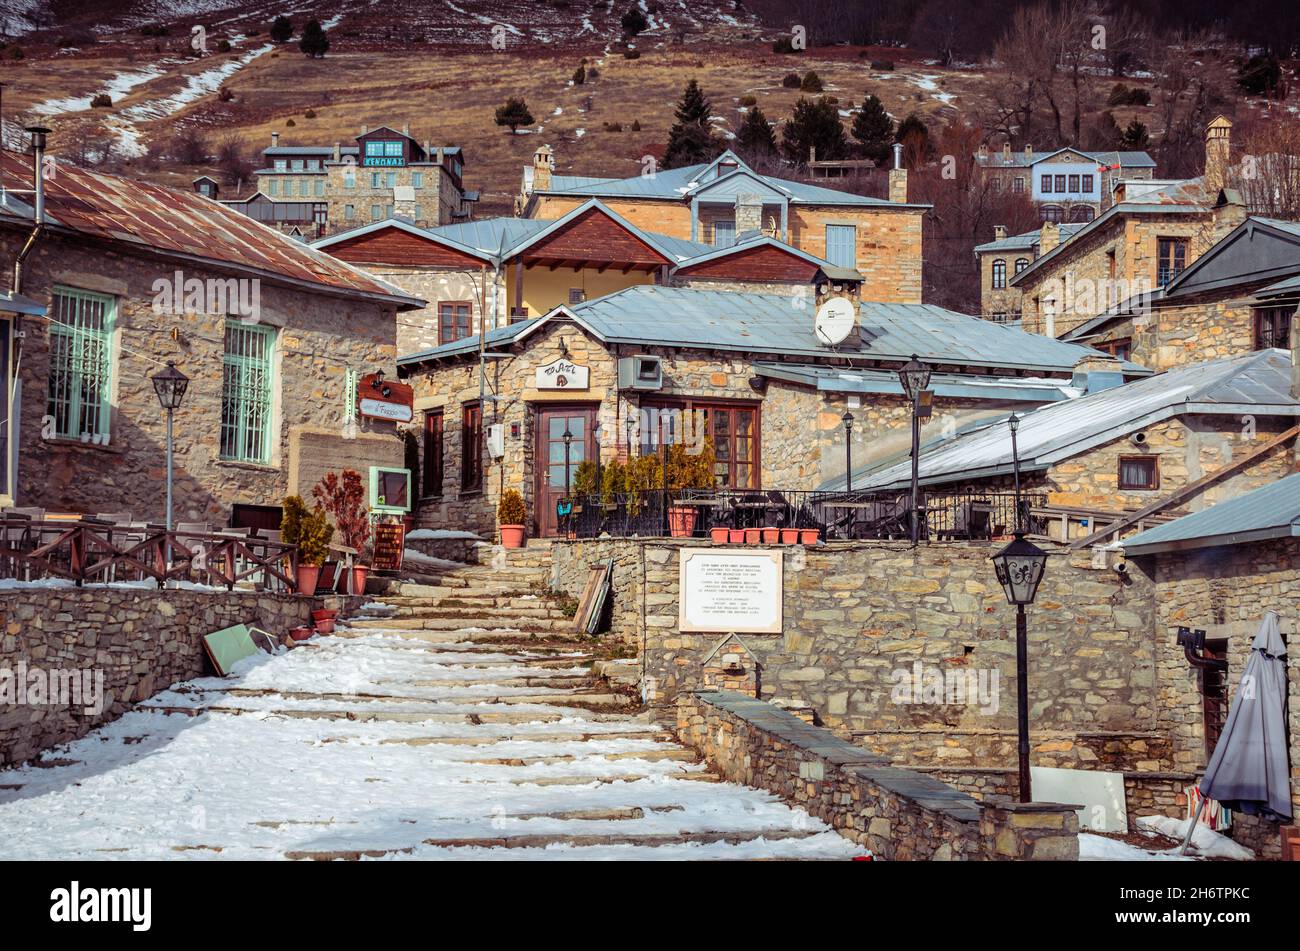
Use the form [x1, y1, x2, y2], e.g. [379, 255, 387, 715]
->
[897, 354, 930, 546]
[1008, 413, 1023, 532]
[841, 411, 854, 491]
[562, 428, 573, 497]
[150, 361, 189, 532]
[991, 532, 1048, 803]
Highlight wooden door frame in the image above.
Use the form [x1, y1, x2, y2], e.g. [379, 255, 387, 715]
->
[532, 402, 600, 537]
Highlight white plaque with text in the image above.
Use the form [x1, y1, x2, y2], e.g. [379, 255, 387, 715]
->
[678, 549, 783, 634]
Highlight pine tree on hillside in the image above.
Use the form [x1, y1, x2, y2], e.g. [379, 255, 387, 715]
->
[662, 79, 720, 168]
[270, 15, 292, 43]
[781, 97, 848, 163]
[495, 96, 535, 133]
[621, 6, 648, 36]
[1120, 118, 1150, 150]
[735, 105, 777, 157]
[851, 94, 894, 165]
[895, 112, 930, 167]
[299, 19, 329, 57]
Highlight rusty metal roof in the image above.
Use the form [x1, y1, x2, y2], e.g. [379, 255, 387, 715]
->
[0, 151, 423, 308]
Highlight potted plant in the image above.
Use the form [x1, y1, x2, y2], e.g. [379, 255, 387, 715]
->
[313, 470, 372, 595]
[728, 528, 745, 543]
[780, 528, 800, 544]
[664, 441, 716, 537]
[498, 489, 526, 548]
[311, 608, 336, 634]
[284, 498, 333, 595]
[289, 625, 314, 642]
[762, 526, 780, 544]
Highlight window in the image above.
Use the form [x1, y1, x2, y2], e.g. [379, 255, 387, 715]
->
[344, 204, 355, 219]
[1254, 307, 1294, 351]
[267, 179, 279, 196]
[640, 401, 759, 489]
[298, 179, 310, 197]
[412, 172, 424, 188]
[1082, 174, 1095, 193]
[1013, 176, 1025, 193]
[461, 402, 483, 493]
[713, 219, 735, 247]
[291, 159, 303, 171]
[1101, 337, 1133, 361]
[47, 287, 115, 441]
[369, 466, 411, 512]
[825, 224, 857, 268]
[370, 204, 382, 220]
[1069, 205, 1095, 223]
[1157, 237, 1187, 287]
[1041, 175, 1052, 193]
[439, 302, 473, 344]
[385, 172, 397, 188]
[411, 205, 423, 220]
[991, 312, 1007, 323]
[385, 203, 394, 218]
[1118, 455, 1158, 490]
[1068, 174, 1080, 192]
[423, 410, 444, 497]
[1014, 257, 1030, 275]
[274, 159, 287, 171]
[1041, 205, 1063, 222]
[343, 169, 356, 188]
[1054, 174, 1066, 192]
[385, 141, 402, 156]
[371, 172, 381, 188]
[220, 320, 275, 463]
[314, 179, 325, 197]
[991, 258, 1007, 289]
[568, 288, 586, 304]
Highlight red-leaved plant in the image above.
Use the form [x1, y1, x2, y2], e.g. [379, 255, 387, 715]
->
[313, 469, 371, 560]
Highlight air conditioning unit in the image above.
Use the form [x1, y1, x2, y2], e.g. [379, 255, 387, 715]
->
[618, 355, 663, 391]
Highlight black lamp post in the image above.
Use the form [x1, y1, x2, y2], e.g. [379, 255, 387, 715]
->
[1008, 413, 1023, 532]
[841, 411, 854, 491]
[150, 361, 190, 532]
[562, 428, 573, 497]
[897, 354, 931, 546]
[991, 532, 1048, 803]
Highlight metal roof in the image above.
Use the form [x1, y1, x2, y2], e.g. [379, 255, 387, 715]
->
[398, 285, 1153, 374]
[974, 223, 1086, 254]
[0, 290, 46, 316]
[856, 349, 1298, 492]
[974, 147, 1155, 169]
[0, 151, 422, 308]
[753, 362, 1079, 403]
[1122, 472, 1300, 555]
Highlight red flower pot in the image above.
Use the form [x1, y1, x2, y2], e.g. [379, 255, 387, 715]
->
[799, 529, 821, 545]
[728, 529, 744, 543]
[311, 608, 336, 623]
[667, 505, 698, 538]
[351, 565, 370, 595]
[289, 626, 313, 642]
[709, 526, 730, 544]
[500, 524, 526, 549]
[744, 528, 761, 544]
[295, 564, 320, 595]
[780, 529, 800, 544]
[313, 617, 335, 634]
[761, 527, 780, 544]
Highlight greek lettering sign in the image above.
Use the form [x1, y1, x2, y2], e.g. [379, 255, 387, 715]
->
[535, 358, 589, 391]
[679, 549, 783, 634]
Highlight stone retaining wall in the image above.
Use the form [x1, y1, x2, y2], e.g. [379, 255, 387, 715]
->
[0, 586, 359, 767]
[676, 690, 1080, 860]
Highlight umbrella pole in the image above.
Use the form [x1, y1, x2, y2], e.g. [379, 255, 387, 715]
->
[1179, 793, 1207, 856]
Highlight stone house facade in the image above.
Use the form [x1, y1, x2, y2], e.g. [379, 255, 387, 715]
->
[0, 147, 419, 522]
[974, 223, 1085, 322]
[973, 142, 1156, 222]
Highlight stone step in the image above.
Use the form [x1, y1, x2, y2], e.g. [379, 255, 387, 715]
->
[345, 616, 571, 633]
[141, 704, 625, 725]
[381, 605, 570, 620]
[343, 628, 591, 647]
[465, 747, 698, 767]
[499, 771, 723, 787]
[378, 729, 673, 747]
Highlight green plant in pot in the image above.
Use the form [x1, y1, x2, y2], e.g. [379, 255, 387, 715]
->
[664, 440, 716, 537]
[498, 489, 527, 548]
[284, 496, 334, 594]
[313, 469, 372, 594]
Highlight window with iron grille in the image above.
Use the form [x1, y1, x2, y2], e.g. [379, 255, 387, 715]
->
[1254, 306, 1293, 351]
[1157, 237, 1187, 287]
[47, 287, 115, 441]
[1118, 455, 1158, 490]
[461, 402, 483, 493]
[438, 302, 473, 344]
[221, 320, 275, 463]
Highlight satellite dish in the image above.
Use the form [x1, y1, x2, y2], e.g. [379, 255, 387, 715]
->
[814, 297, 856, 346]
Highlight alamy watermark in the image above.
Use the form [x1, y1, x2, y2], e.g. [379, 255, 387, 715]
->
[890, 661, 1000, 715]
[1, 662, 104, 715]
[151, 269, 261, 322]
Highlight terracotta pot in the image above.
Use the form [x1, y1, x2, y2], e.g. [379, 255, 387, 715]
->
[313, 617, 335, 634]
[500, 524, 526, 549]
[315, 561, 338, 595]
[667, 505, 698, 538]
[799, 528, 821, 545]
[351, 564, 370, 595]
[780, 529, 800, 544]
[761, 527, 780, 544]
[728, 529, 744, 543]
[289, 625, 313, 642]
[709, 526, 730, 544]
[311, 608, 336, 622]
[744, 528, 761, 544]
[295, 564, 320, 595]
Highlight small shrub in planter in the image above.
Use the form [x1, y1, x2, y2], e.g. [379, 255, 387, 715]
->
[498, 489, 527, 548]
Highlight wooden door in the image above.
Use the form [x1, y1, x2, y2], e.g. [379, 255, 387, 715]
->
[534, 405, 597, 537]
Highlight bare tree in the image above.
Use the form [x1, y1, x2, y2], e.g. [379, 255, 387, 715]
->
[1233, 114, 1300, 218]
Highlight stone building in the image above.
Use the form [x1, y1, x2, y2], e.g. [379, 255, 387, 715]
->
[516, 148, 927, 304]
[0, 143, 423, 521]
[974, 223, 1085, 323]
[973, 142, 1155, 222]
[215, 126, 476, 239]
[856, 348, 1298, 535]
[396, 284, 1147, 539]
[315, 200, 865, 356]
[1012, 118, 1247, 342]
[1062, 215, 1300, 374]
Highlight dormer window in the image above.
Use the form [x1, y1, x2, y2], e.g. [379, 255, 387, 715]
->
[717, 160, 738, 178]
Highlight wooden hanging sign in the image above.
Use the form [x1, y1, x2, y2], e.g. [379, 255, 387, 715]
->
[371, 520, 406, 571]
[358, 372, 414, 423]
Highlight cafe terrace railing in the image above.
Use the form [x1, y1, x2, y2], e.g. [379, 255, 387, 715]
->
[0, 519, 300, 591]
[560, 488, 1049, 542]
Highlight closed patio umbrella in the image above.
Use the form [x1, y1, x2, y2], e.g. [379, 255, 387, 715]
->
[1180, 611, 1291, 854]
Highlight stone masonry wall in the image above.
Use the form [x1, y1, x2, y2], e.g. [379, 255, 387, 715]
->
[0, 586, 358, 767]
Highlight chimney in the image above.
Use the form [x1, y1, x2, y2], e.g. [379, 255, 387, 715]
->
[978, 143, 988, 162]
[332, 141, 341, 162]
[1071, 354, 1125, 394]
[360, 124, 368, 135]
[402, 123, 410, 136]
[994, 224, 1007, 242]
[735, 192, 763, 235]
[1039, 220, 1060, 256]
[1002, 142, 1011, 161]
[271, 131, 279, 148]
[809, 144, 817, 164]
[1210, 188, 1247, 245]
[423, 139, 431, 157]
[888, 142, 907, 203]
[14, 126, 49, 295]
[435, 147, 444, 166]
[1204, 115, 1232, 194]
[1024, 144, 1033, 161]
[532, 144, 554, 192]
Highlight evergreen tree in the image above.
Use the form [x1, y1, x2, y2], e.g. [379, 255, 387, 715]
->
[735, 105, 777, 157]
[573, 64, 586, 85]
[780, 97, 848, 163]
[299, 18, 329, 57]
[495, 96, 535, 133]
[851, 94, 894, 165]
[895, 112, 930, 165]
[270, 15, 292, 43]
[1119, 118, 1150, 150]
[662, 79, 720, 168]
[621, 6, 648, 35]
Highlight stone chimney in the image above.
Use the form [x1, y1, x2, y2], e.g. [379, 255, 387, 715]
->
[809, 144, 817, 164]
[402, 122, 410, 136]
[1002, 142, 1012, 161]
[360, 124, 368, 135]
[1024, 144, 1033, 161]
[1039, 220, 1060, 256]
[735, 193, 763, 235]
[994, 224, 1007, 242]
[271, 131, 279, 147]
[978, 143, 988, 162]
[532, 144, 554, 192]
[1210, 188, 1248, 245]
[1204, 115, 1232, 194]
[888, 142, 907, 203]
[1071, 354, 1125, 394]
[332, 141, 341, 162]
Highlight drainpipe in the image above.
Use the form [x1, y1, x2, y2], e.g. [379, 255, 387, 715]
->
[11, 126, 49, 296]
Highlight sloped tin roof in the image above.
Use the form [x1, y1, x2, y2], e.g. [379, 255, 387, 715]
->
[1122, 471, 1300, 555]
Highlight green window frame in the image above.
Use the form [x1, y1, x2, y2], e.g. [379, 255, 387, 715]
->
[221, 320, 275, 463]
[47, 286, 115, 441]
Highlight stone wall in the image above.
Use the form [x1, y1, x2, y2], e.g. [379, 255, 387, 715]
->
[675, 690, 1081, 860]
[4, 231, 402, 520]
[0, 585, 359, 767]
